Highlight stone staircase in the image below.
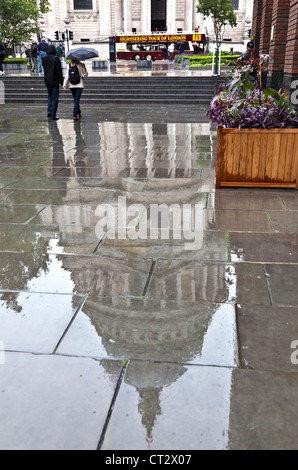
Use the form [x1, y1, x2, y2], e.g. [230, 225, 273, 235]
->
[1, 75, 222, 105]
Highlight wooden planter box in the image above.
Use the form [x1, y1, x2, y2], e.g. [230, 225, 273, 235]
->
[216, 127, 298, 190]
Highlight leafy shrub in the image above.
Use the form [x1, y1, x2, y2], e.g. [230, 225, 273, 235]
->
[207, 55, 298, 129]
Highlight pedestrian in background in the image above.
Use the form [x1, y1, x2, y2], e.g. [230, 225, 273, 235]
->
[0, 40, 6, 76]
[162, 44, 168, 60]
[30, 40, 39, 73]
[38, 36, 48, 72]
[168, 43, 174, 62]
[63, 60, 88, 121]
[42, 44, 63, 120]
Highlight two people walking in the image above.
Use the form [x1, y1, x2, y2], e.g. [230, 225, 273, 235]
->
[42, 44, 88, 121]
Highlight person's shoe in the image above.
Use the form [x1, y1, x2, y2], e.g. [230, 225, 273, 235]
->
[52, 117, 59, 121]
[47, 113, 51, 118]
[73, 117, 79, 121]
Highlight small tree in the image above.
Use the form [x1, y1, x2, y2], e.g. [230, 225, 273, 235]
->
[197, 0, 237, 74]
[0, 0, 51, 53]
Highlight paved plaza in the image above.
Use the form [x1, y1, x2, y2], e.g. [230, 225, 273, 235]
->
[0, 76, 298, 450]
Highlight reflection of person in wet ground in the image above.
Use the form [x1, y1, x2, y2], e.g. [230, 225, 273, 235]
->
[63, 60, 88, 121]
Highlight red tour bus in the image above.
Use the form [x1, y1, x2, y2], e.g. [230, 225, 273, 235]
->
[116, 33, 207, 61]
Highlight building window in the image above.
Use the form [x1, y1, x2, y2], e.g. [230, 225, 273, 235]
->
[231, 0, 239, 9]
[74, 0, 92, 10]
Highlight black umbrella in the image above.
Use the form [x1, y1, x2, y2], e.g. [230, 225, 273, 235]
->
[66, 47, 99, 61]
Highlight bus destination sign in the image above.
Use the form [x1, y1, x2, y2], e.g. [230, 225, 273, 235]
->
[116, 34, 206, 43]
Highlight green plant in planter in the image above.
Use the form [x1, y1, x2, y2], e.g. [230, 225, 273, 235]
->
[207, 55, 298, 129]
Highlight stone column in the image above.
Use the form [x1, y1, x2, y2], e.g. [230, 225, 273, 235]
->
[123, 0, 132, 32]
[167, 0, 176, 33]
[184, 0, 193, 32]
[141, 0, 151, 33]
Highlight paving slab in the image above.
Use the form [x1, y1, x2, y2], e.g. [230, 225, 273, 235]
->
[0, 352, 123, 450]
[0, 204, 47, 223]
[0, 292, 83, 353]
[147, 260, 271, 305]
[0, 223, 100, 255]
[230, 232, 298, 263]
[237, 304, 298, 372]
[97, 229, 228, 261]
[264, 264, 298, 306]
[101, 362, 298, 450]
[56, 296, 238, 367]
[268, 210, 298, 233]
[0, 252, 152, 297]
[209, 190, 285, 211]
[206, 208, 273, 232]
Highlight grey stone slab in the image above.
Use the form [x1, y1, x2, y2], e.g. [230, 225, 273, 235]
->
[0, 252, 152, 297]
[0, 352, 122, 450]
[0, 224, 99, 255]
[268, 210, 298, 233]
[102, 363, 298, 450]
[57, 297, 238, 367]
[108, 189, 208, 206]
[211, 191, 284, 210]
[0, 204, 46, 223]
[0, 176, 21, 189]
[237, 304, 298, 372]
[230, 232, 298, 263]
[101, 362, 235, 450]
[228, 368, 298, 450]
[97, 230, 228, 261]
[3, 188, 115, 206]
[34, 204, 106, 228]
[265, 264, 298, 306]
[280, 192, 298, 211]
[147, 260, 271, 306]
[206, 209, 272, 232]
[0, 292, 82, 353]
[143, 169, 215, 193]
[4, 176, 82, 190]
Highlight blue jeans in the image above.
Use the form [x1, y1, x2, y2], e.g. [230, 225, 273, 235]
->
[71, 88, 83, 118]
[39, 51, 46, 72]
[46, 86, 59, 119]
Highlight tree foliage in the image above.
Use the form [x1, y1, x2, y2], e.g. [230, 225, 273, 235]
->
[0, 0, 51, 49]
[197, 0, 237, 49]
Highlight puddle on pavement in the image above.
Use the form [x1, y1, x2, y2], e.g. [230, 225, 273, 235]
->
[56, 296, 238, 368]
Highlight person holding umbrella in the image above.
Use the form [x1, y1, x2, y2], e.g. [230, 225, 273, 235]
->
[63, 47, 96, 120]
[63, 59, 88, 120]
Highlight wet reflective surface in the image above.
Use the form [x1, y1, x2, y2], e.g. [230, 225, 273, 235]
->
[0, 103, 298, 450]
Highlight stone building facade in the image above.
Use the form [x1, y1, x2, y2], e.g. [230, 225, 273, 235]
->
[252, 0, 298, 93]
[39, 0, 253, 56]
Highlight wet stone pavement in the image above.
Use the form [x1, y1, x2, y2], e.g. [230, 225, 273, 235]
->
[0, 102, 298, 451]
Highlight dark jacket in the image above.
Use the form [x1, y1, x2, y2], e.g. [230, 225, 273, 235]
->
[0, 41, 5, 58]
[38, 39, 48, 52]
[42, 45, 63, 88]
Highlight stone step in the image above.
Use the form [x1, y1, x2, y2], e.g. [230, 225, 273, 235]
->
[1, 76, 222, 104]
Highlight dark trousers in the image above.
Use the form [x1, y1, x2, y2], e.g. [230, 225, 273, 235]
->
[46, 86, 59, 119]
[0, 57, 4, 72]
[71, 88, 83, 118]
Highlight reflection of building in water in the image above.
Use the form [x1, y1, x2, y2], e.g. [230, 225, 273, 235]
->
[81, 296, 214, 443]
[41, 120, 215, 239]
[75, 296, 236, 446]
